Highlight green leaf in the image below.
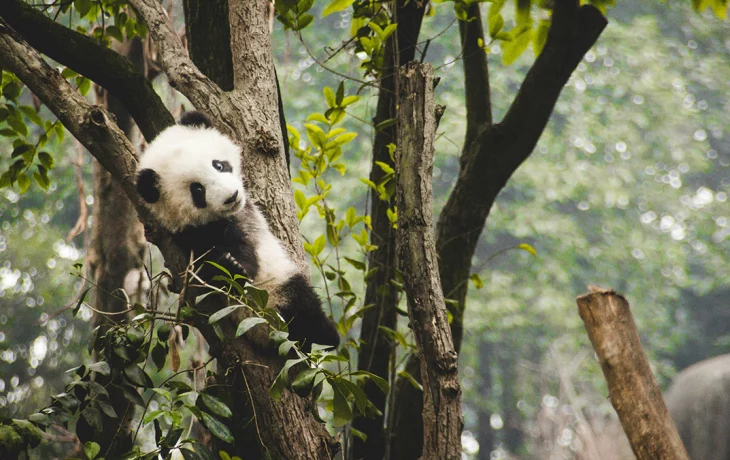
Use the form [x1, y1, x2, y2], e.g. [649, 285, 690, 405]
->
[488, 13, 504, 38]
[351, 370, 389, 393]
[294, 189, 307, 211]
[295, 13, 314, 31]
[533, 19, 550, 56]
[306, 113, 329, 124]
[38, 151, 55, 169]
[330, 380, 353, 427]
[78, 77, 92, 96]
[235, 317, 267, 337]
[74, 0, 92, 17]
[19, 106, 42, 126]
[344, 257, 366, 271]
[313, 235, 326, 256]
[84, 441, 100, 459]
[17, 172, 30, 194]
[106, 25, 123, 42]
[322, 0, 354, 17]
[208, 305, 242, 324]
[124, 365, 148, 387]
[200, 411, 234, 444]
[61, 67, 78, 79]
[291, 368, 319, 396]
[502, 27, 532, 66]
[517, 243, 537, 257]
[33, 168, 50, 190]
[323, 86, 336, 108]
[331, 131, 357, 146]
[2, 82, 21, 101]
[469, 273, 484, 290]
[151, 343, 167, 371]
[201, 393, 233, 419]
[398, 370, 423, 391]
[88, 361, 110, 376]
[336, 81, 345, 106]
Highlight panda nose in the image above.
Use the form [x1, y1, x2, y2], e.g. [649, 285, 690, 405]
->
[224, 190, 239, 205]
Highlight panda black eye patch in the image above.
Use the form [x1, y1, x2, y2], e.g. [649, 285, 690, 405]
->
[212, 160, 232, 173]
[190, 182, 207, 208]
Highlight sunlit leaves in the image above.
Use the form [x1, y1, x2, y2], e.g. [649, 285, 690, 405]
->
[322, 0, 355, 17]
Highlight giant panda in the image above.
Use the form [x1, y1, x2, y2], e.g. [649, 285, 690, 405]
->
[135, 111, 340, 349]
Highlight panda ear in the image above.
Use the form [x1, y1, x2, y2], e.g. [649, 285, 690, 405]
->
[179, 111, 213, 129]
[137, 169, 161, 203]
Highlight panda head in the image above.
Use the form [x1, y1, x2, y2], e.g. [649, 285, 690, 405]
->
[136, 111, 245, 232]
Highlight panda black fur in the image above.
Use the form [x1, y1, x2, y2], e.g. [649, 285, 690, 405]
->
[136, 111, 340, 349]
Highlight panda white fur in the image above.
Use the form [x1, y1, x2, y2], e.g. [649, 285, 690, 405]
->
[136, 111, 340, 349]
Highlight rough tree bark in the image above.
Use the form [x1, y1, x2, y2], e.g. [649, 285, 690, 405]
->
[577, 288, 689, 460]
[354, 2, 426, 458]
[396, 62, 462, 460]
[0, 1, 336, 456]
[390, 3, 607, 456]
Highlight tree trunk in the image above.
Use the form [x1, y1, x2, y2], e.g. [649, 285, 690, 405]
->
[354, 2, 426, 458]
[389, 4, 607, 456]
[577, 288, 689, 460]
[396, 62, 462, 460]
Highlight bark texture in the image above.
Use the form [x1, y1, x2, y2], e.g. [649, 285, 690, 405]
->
[666, 354, 730, 460]
[396, 62, 462, 460]
[182, 0, 233, 91]
[577, 288, 689, 460]
[391, 4, 607, 456]
[354, 2, 426, 458]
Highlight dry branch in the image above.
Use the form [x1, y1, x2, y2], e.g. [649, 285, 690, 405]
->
[396, 62, 462, 460]
[576, 288, 689, 460]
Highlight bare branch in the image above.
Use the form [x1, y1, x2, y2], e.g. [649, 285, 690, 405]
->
[0, 0, 173, 141]
[128, 0, 222, 110]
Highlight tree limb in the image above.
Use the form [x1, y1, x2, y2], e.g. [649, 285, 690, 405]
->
[436, 1, 607, 352]
[0, 19, 141, 203]
[0, 0, 173, 141]
[459, 2, 492, 139]
[127, 0, 222, 110]
[396, 62, 462, 460]
[577, 288, 690, 460]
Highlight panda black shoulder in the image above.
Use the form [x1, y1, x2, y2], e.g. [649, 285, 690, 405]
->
[179, 111, 213, 129]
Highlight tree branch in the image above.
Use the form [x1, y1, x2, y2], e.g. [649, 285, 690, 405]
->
[577, 288, 689, 460]
[497, 1, 606, 159]
[396, 62, 462, 460]
[436, 2, 607, 351]
[0, 0, 173, 141]
[127, 0, 222, 110]
[0, 19, 141, 203]
[459, 2, 492, 137]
